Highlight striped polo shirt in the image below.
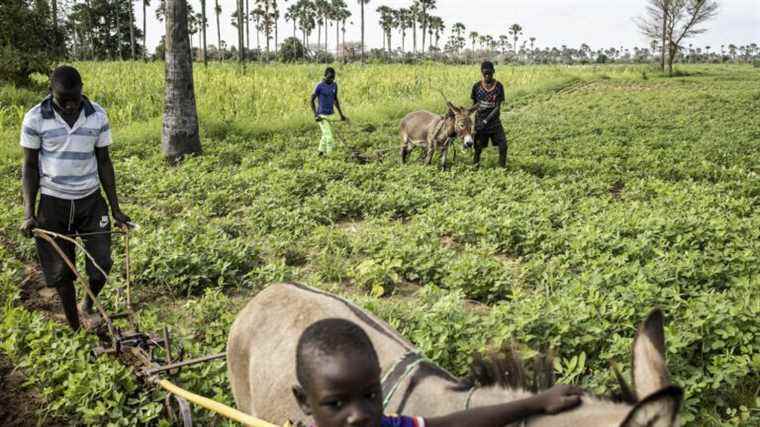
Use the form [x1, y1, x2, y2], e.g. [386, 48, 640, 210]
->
[20, 96, 111, 200]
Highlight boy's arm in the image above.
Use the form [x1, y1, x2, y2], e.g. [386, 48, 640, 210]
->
[482, 100, 503, 125]
[335, 96, 347, 121]
[310, 93, 320, 120]
[95, 146, 130, 227]
[425, 384, 582, 427]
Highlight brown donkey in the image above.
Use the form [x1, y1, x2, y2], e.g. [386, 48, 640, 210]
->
[399, 102, 477, 170]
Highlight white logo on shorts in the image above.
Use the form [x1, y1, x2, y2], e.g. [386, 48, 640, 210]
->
[99, 216, 109, 229]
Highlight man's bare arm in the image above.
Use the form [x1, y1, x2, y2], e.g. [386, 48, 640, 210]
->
[95, 146, 130, 226]
[20, 148, 40, 236]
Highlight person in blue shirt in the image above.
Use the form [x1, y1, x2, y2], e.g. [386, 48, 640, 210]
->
[310, 67, 348, 156]
[292, 318, 582, 427]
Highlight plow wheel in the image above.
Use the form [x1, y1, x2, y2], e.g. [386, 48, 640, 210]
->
[165, 393, 193, 426]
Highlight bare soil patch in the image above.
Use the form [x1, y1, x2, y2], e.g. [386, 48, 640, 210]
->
[0, 353, 63, 426]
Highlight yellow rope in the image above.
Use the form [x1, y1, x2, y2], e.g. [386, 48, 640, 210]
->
[157, 379, 290, 427]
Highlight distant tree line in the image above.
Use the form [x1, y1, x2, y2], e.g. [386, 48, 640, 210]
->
[2, 0, 759, 84]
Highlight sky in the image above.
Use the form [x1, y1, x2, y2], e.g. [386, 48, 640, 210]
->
[136, 0, 760, 53]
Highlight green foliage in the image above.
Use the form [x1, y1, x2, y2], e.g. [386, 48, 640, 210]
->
[1, 64, 759, 425]
[278, 37, 307, 62]
[0, 0, 61, 85]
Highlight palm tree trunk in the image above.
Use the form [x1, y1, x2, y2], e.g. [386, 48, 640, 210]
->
[114, 0, 121, 60]
[275, 17, 278, 56]
[245, 0, 250, 57]
[335, 19, 339, 57]
[143, 0, 147, 60]
[265, 2, 271, 57]
[162, 0, 202, 163]
[201, 0, 207, 66]
[129, 0, 136, 59]
[215, 0, 221, 60]
[412, 21, 416, 53]
[360, 1, 365, 62]
[420, 10, 426, 53]
[661, 4, 667, 71]
[237, 0, 244, 62]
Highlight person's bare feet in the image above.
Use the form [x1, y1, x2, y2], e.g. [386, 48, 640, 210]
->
[78, 303, 102, 331]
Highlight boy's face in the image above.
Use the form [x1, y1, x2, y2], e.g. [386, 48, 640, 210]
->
[481, 68, 495, 84]
[325, 72, 336, 84]
[296, 351, 383, 427]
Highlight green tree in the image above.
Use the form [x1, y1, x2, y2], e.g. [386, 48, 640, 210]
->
[0, 0, 61, 84]
[417, 0, 435, 53]
[508, 23, 522, 54]
[358, 0, 370, 62]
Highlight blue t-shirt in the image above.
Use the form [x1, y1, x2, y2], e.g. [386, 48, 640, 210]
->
[312, 416, 424, 427]
[314, 81, 338, 115]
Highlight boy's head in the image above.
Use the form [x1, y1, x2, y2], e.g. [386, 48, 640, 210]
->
[480, 61, 495, 84]
[324, 67, 336, 84]
[293, 318, 383, 427]
[49, 65, 83, 116]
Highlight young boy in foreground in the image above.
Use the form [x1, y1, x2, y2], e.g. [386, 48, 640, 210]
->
[292, 318, 582, 427]
[310, 67, 348, 156]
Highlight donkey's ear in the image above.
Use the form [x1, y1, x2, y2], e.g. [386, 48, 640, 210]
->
[620, 386, 682, 427]
[446, 101, 458, 113]
[632, 308, 670, 400]
[467, 105, 479, 115]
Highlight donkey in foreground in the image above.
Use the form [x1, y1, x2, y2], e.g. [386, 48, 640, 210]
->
[227, 283, 682, 427]
[400, 102, 477, 170]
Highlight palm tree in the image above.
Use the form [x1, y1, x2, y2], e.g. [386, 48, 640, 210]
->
[376, 5, 394, 54]
[272, 1, 280, 55]
[199, 0, 207, 65]
[214, 0, 222, 59]
[358, 0, 370, 62]
[397, 8, 410, 52]
[417, 0, 435, 53]
[128, 0, 136, 59]
[429, 16, 444, 49]
[508, 23, 522, 54]
[163, 0, 201, 162]
[331, 0, 348, 56]
[451, 22, 464, 54]
[143, 0, 151, 60]
[285, 3, 298, 39]
[408, 2, 419, 53]
[469, 31, 478, 52]
[498, 35, 509, 55]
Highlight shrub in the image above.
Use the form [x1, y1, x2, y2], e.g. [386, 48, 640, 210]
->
[0, 0, 62, 85]
[278, 37, 306, 62]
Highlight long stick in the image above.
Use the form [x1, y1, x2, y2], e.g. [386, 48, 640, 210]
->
[34, 230, 114, 336]
[156, 378, 284, 427]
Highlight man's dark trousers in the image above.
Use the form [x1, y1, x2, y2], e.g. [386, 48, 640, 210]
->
[35, 191, 112, 327]
[474, 125, 508, 168]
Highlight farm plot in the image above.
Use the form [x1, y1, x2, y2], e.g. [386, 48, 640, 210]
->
[0, 64, 758, 426]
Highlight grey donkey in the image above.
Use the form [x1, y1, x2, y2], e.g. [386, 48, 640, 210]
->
[227, 283, 682, 427]
[399, 102, 477, 170]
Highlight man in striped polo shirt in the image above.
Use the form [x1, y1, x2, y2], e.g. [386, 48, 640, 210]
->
[19, 65, 130, 331]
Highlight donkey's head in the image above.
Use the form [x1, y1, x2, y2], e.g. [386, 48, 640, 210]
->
[468, 309, 682, 427]
[445, 102, 477, 149]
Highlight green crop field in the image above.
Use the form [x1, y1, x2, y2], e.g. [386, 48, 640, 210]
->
[1, 63, 759, 426]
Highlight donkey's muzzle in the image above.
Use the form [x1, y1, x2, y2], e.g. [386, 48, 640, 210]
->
[463, 135, 474, 149]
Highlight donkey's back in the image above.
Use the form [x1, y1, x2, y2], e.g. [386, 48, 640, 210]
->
[399, 110, 441, 145]
[226, 283, 415, 424]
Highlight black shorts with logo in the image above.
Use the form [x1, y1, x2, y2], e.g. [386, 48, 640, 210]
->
[35, 191, 113, 288]
[475, 124, 507, 148]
